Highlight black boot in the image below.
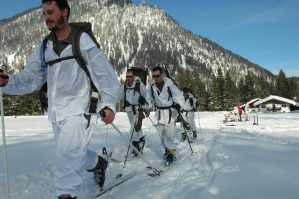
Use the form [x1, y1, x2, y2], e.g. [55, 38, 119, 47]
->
[138, 136, 146, 152]
[87, 156, 108, 189]
[58, 195, 77, 199]
[131, 141, 139, 157]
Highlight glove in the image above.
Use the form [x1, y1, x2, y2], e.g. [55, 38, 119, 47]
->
[182, 119, 191, 130]
[138, 109, 146, 120]
[144, 110, 150, 117]
[138, 96, 146, 105]
[173, 103, 181, 112]
[189, 98, 194, 106]
[0, 69, 9, 87]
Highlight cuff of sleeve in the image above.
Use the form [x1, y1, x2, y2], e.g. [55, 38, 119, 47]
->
[98, 104, 116, 114]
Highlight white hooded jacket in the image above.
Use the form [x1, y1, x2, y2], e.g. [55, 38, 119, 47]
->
[3, 32, 120, 122]
[184, 93, 197, 111]
[120, 76, 149, 112]
[149, 77, 185, 124]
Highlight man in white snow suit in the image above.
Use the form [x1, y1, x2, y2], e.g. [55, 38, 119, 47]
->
[180, 87, 198, 141]
[149, 66, 186, 165]
[120, 68, 150, 156]
[0, 0, 120, 198]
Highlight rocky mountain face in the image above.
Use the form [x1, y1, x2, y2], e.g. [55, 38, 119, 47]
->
[0, 0, 275, 86]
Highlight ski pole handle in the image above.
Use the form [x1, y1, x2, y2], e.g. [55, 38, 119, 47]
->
[0, 69, 9, 87]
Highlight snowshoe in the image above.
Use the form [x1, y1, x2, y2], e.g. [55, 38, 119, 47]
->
[87, 156, 108, 190]
[192, 131, 197, 139]
[131, 141, 140, 157]
[181, 132, 187, 141]
[58, 195, 77, 199]
[138, 135, 146, 151]
[131, 136, 146, 157]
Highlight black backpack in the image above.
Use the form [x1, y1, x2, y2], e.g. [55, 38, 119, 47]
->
[39, 22, 100, 113]
[129, 67, 148, 86]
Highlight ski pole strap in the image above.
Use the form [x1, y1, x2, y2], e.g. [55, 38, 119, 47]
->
[105, 125, 109, 146]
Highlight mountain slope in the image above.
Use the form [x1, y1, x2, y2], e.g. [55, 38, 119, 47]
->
[0, 0, 275, 84]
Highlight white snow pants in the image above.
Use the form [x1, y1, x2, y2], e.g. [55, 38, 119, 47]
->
[52, 114, 98, 197]
[182, 111, 197, 132]
[127, 110, 144, 142]
[155, 109, 177, 150]
[155, 122, 176, 149]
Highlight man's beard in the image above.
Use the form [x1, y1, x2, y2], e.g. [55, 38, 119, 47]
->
[48, 15, 65, 31]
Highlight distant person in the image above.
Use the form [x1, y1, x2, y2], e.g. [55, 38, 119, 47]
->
[120, 68, 150, 157]
[0, 0, 120, 198]
[237, 102, 243, 121]
[148, 66, 185, 166]
[180, 87, 198, 140]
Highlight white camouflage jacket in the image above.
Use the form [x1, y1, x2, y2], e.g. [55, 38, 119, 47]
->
[184, 93, 197, 111]
[149, 77, 186, 124]
[120, 77, 149, 112]
[3, 32, 120, 122]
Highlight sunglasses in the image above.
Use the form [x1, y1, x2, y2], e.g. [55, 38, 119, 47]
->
[126, 76, 133, 78]
[152, 74, 161, 78]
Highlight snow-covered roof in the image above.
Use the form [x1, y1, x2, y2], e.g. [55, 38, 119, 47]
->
[254, 95, 296, 106]
[240, 98, 261, 108]
[247, 98, 261, 105]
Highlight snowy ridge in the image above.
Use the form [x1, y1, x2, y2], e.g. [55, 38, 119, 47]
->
[0, 0, 275, 84]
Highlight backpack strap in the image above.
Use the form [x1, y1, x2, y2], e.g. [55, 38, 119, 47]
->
[150, 83, 173, 102]
[70, 22, 100, 92]
[134, 79, 141, 95]
[40, 37, 49, 69]
[123, 81, 129, 109]
[167, 86, 172, 101]
[40, 37, 79, 68]
[123, 79, 142, 109]
[40, 22, 100, 92]
[150, 84, 155, 102]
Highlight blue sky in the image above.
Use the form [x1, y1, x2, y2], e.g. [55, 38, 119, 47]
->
[1, 0, 299, 77]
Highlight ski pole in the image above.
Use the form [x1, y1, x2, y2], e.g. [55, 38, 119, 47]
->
[197, 111, 201, 133]
[123, 118, 136, 167]
[147, 116, 167, 133]
[110, 123, 161, 176]
[0, 86, 11, 199]
[148, 116, 165, 127]
[148, 116, 155, 126]
[177, 112, 194, 154]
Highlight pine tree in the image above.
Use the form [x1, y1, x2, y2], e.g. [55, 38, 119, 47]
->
[190, 75, 207, 111]
[209, 68, 224, 111]
[275, 69, 290, 98]
[223, 71, 237, 110]
[238, 73, 256, 104]
[256, 75, 269, 98]
[175, 67, 191, 88]
[238, 78, 246, 104]
[4, 92, 41, 116]
[244, 72, 256, 101]
[209, 76, 219, 111]
[288, 77, 299, 101]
